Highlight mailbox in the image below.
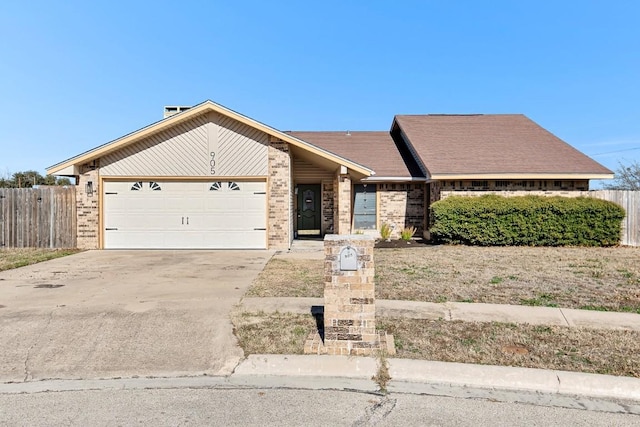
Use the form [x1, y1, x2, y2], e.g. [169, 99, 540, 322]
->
[339, 246, 358, 271]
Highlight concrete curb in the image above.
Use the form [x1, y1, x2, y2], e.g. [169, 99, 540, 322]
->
[232, 355, 640, 402]
[2, 356, 639, 414]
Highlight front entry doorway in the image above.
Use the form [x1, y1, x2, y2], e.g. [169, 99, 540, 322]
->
[297, 184, 321, 236]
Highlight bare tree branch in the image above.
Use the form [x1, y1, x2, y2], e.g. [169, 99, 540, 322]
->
[604, 160, 640, 190]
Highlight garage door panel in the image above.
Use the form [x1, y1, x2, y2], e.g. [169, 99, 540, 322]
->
[103, 180, 268, 249]
[109, 213, 185, 230]
[189, 214, 264, 230]
[242, 197, 267, 211]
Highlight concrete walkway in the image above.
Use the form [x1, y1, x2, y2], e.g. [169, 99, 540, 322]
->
[239, 297, 640, 331]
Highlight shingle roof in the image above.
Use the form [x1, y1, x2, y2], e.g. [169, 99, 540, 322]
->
[286, 131, 423, 178]
[393, 114, 613, 177]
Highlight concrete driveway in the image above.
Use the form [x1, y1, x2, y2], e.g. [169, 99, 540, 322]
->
[0, 250, 273, 382]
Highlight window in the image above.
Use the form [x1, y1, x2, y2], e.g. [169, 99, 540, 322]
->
[210, 181, 240, 191]
[353, 184, 377, 230]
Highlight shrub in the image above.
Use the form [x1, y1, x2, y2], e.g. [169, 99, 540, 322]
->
[379, 223, 392, 240]
[400, 226, 417, 241]
[429, 195, 625, 247]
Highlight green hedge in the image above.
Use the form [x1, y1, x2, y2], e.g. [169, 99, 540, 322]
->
[429, 195, 625, 246]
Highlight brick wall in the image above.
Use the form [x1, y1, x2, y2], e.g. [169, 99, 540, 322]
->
[377, 183, 425, 238]
[334, 173, 351, 234]
[268, 139, 291, 249]
[440, 179, 590, 192]
[321, 178, 334, 234]
[440, 190, 594, 199]
[76, 164, 99, 249]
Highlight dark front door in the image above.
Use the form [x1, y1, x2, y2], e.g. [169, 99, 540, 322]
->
[297, 184, 321, 236]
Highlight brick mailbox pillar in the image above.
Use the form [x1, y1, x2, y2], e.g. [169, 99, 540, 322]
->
[304, 234, 395, 356]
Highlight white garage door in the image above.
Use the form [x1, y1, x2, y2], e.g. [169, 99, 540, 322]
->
[103, 180, 266, 249]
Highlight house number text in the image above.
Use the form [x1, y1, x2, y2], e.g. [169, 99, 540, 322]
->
[210, 152, 216, 175]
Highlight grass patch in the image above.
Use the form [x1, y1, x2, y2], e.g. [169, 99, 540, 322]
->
[0, 248, 80, 272]
[232, 312, 640, 378]
[520, 293, 559, 307]
[246, 258, 323, 298]
[232, 311, 316, 355]
[375, 246, 640, 312]
[246, 246, 640, 313]
[580, 305, 640, 315]
[379, 317, 640, 378]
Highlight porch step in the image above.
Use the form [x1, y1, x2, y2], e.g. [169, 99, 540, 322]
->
[289, 239, 324, 252]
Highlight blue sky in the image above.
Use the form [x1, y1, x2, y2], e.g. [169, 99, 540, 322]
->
[1, 1, 638, 187]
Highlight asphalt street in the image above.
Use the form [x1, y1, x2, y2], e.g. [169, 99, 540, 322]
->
[1, 387, 639, 426]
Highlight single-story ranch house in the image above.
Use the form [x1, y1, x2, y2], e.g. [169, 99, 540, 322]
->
[47, 100, 613, 250]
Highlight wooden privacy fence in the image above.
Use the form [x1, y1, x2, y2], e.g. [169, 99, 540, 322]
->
[587, 190, 639, 247]
[0, 186, 76, 248]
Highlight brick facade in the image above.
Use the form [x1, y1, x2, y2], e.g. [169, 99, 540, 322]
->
[377, 183, 425, 238]
[268, 139, 292, 249]
[76, 164, 99, 249]
[334, 172, 352, 234]
[321, 178, 334, 234]
[440, 179, 589, 192]
[440, 189, 594, 199]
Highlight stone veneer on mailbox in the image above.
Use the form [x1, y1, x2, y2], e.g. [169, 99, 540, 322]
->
[304, 234, 395, 356]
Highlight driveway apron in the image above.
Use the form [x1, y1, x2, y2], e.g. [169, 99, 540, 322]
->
[0, 250, 273, 382]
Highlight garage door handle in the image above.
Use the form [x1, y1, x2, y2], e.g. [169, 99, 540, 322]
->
[254, 192, 266, 195]
[186, 217, 189, 225]
[105, 228, 118, 231]
[105, 192, 118, 195]
[254, 228, 266, 230]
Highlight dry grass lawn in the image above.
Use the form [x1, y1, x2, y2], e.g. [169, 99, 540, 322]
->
[0, 248, 80, 272]
[232, 311, 316, 355]
[232, 312, 640, 378]
[246, 258, 324, 298]
[247, 246, 640, 312]
[376, 246, 640, 313]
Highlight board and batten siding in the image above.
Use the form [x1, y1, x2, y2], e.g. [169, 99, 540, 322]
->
[100, 112, 268, 177]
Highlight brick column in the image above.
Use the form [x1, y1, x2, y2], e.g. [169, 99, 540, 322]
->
[334, 172, 351, 235]
[268, 139, 291, 249]
[304, 234, 395, 356]
[76, 164, 99, 249]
